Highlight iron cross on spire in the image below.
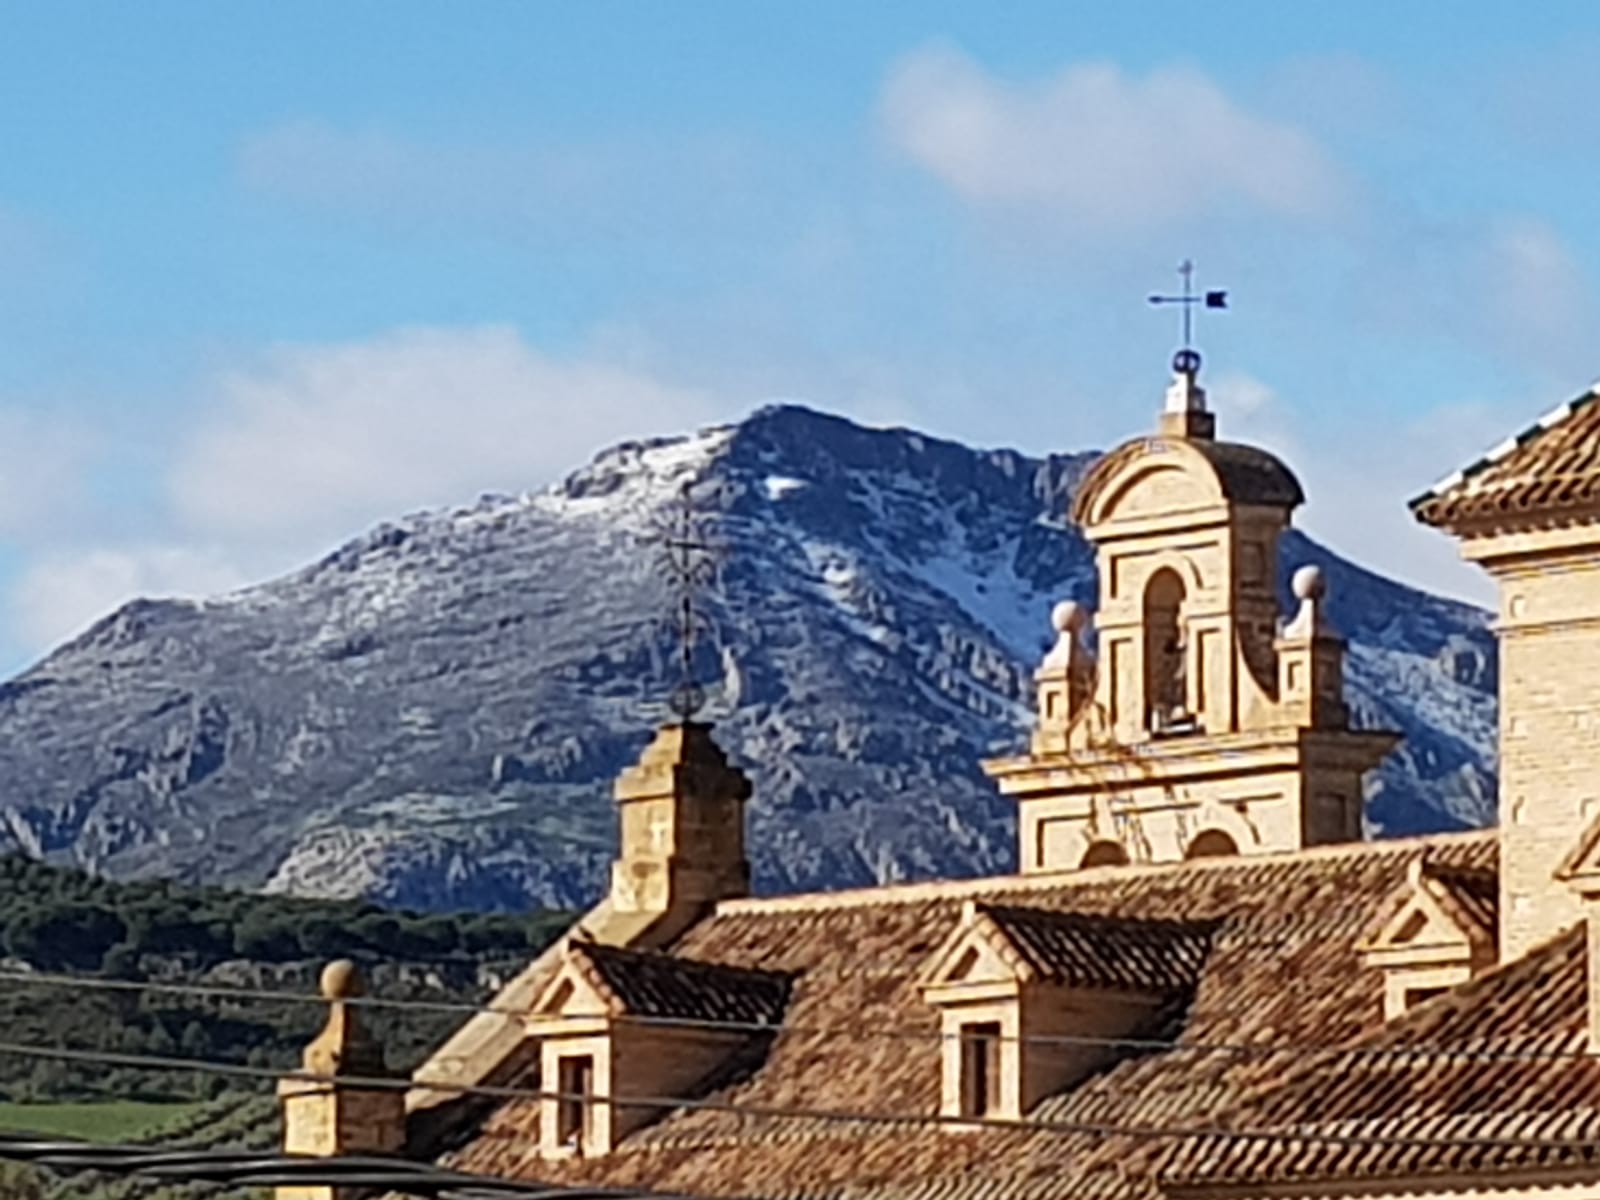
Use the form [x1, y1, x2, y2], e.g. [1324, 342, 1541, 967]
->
[1147, 259, 1228, 367]
[645, 480, 724, 722]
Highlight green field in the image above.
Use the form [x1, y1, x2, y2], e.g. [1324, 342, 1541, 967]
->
[0, 1100, 203, 1143]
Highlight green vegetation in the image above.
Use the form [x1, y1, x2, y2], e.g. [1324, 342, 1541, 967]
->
[0, 855, 566, 972]
[0, 1094, 275, 1200]
[0, 1100, 203, 1142]
[0, 853, 572, 1104]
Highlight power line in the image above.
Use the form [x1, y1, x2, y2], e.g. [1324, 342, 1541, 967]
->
[0, 965, 1583, 1065]
[0, 1035, 1591, 1155]
[0, 1134, 685, 1200]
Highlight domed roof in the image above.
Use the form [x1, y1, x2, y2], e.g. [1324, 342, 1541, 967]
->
[1070, 436, 1304, 527]
[1190, 440, 1305, 507]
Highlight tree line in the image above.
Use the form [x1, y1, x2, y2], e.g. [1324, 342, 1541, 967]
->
[0, 853, 573, 1103]
[0, 853, 569, 973]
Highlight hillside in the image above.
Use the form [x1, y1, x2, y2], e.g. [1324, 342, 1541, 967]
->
[0, 405, 1497, 910]
[0, 854, 569, 1104]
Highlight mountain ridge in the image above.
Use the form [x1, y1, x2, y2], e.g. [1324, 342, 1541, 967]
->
[0, 403, 1497, 909]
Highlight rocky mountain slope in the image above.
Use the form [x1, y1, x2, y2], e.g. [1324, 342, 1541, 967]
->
[0, 405, 1498, 909]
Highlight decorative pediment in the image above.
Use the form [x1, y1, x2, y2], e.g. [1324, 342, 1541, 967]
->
[920, 901, 1030, 1001]
[1358, 858, 1496, 1020]
[1358, 858, 1495, 964]
[531, 940, 791, 1027]
[528, 944, 617, 1026]
[1071, 441, 1226, 529]
[1071, 437, 1303, 529]
[1557, 812, 1600, 897]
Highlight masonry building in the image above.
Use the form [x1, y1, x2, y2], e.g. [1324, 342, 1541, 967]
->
[281, 359, 1600, 1200]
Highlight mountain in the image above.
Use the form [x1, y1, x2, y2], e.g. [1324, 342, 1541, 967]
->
[0, 405, 1497, 910]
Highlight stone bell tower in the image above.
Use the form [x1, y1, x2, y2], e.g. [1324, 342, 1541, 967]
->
[985, 350, 1397, 872]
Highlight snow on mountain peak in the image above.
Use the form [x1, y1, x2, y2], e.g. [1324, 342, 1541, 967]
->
[0, 404, 1499, 909]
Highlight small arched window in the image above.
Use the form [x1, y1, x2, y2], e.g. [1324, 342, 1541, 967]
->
[1080, 840, 1130, 868]
[1185, 829, 1239, 859]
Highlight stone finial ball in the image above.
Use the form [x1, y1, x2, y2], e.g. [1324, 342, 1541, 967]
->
[320, 959, 365, 1001]
[1291, 564, 1327, 603]
[1051, 600, 1088, 635]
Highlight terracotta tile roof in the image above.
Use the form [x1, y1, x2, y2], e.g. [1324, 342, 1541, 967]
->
[569, 941, 791, 1026]
[977, 905, 1216, 993]
[1412, 386, 1600, 527]
[1158, 922, 1600, 1190]
[445, 832, 1497, 1200]
[1426, 861, 1497, 935]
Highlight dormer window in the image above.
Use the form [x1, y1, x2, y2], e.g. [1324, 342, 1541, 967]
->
[1357, 858, 1496, 1021]
[959, 1021, 1002, 1118]
[555, 1053, 595, 1150]
[527, 941, 790, 1157]
[921, 902, 1214, 1123]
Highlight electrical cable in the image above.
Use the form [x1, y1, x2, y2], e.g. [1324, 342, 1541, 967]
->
[0, 1134, 693, 1200]
[0, 1035, 1592, 1155]
[0, 964, 1583, 1064]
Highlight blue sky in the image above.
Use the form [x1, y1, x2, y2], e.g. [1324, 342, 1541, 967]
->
[0, 2, 1597, 671]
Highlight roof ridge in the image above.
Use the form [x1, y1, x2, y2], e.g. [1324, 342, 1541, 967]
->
[976, 902, 1220, 936]
[1410, 384, 1600, 510]
[572, 939, 791, 985]
[714, 831, 1496, 916]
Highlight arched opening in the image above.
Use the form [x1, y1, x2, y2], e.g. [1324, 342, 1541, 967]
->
[1185, 829, 1239, 859]
[1080, 840, 1129, 868]
[1143, 568, 1189, 733]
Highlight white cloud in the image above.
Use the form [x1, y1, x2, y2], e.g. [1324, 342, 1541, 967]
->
[1353, 213, 1597, 380]
[168, 324, 722, 550]
[879, 46, 1350, 232]
[0, 405, 98, 540]
[10, 545, 252, 654]
[1483, 219, 1594, 371]
[1197, 371, 1501, 605]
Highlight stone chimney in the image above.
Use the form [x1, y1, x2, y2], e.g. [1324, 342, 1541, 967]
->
[408, 721, 752, 1116]
[278, 961, 405, 1200]
[609, 721, 751, 941]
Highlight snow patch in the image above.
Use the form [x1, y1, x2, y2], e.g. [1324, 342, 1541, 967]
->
[763, 475, 809, 500]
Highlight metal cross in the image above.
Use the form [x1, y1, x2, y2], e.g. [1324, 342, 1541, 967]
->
[1147, 259, 1228, 352]
[644, 480, 723, 721]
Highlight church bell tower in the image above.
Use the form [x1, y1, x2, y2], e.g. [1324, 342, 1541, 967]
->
[985, 329, 1397, 872]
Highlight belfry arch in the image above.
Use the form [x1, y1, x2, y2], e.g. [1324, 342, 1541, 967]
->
[1143, 568, 1188, 733]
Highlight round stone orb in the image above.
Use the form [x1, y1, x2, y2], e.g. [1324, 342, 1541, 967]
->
[320, 959, 365, 1000]
[1051, 600, 1088, 634]
[1291, 564, 1327, 603]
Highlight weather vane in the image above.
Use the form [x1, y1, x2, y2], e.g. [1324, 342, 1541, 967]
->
[644, 479, 724, 722]
[1147, 259, 1228, 374]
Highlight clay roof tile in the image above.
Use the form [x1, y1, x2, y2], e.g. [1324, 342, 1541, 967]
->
[1412, 388, 1600, 528]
